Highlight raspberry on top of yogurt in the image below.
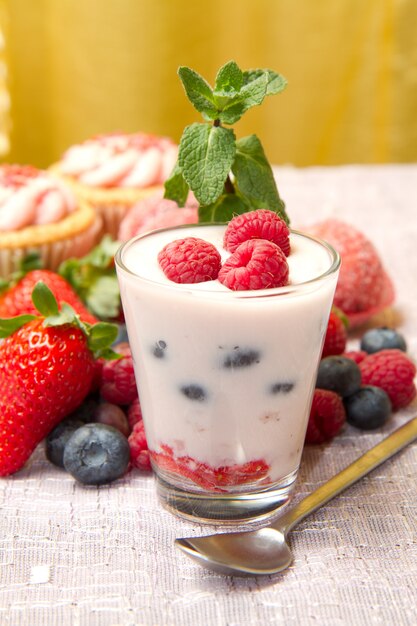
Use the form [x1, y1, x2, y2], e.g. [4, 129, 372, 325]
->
[0, 164, 77, 232]
[59, 132, 178, 189]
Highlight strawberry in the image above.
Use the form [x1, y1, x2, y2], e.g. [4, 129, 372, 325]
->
[305, 219, 395, 327]
[322, 309, 348, 357]
[0, 258, 97, 325]
[0, 282, 118, 476]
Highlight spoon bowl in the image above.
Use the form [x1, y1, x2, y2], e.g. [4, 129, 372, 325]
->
[176, 417, 417, 576]
[176, 526, 292, 576]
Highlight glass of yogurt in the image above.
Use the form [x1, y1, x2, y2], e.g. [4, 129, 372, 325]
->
[115, 223, 340, 523]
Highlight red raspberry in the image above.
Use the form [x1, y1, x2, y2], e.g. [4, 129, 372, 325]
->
[99, 342, 138, 405]
[158, 237, 221, 284]
[150, 445, 269, 492]
[127, 397, 143, 430]
[322, 311, 347, 357]
[223, 209, 290, 255]
[305, 219, 395, 327]
[359, 349, 416, 410]
[128, 420, 151, 471]
[305, 389, 346, 444]
[218, 239, 289, 291]
[343, 350, 368, 364]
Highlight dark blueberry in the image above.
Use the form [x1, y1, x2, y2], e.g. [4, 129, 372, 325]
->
[223, 348, 260, 369]
[316, 356, 361, 397]
[180, 384, 207, 401]
[45, 418, 84, 468]
[270, 382, 294, 394]
[360, 327, 407, 354]
[63, 424, 130, 485]
[344, 386, 392, 430]
[152, 340, 167, 358]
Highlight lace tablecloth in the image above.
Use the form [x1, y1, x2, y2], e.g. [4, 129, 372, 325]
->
[0, 164, 416, 626]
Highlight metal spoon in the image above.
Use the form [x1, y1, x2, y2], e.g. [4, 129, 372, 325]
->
[175, 416, 417, 576]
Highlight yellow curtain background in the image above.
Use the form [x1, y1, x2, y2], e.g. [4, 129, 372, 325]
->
[1, 0, 416, 168]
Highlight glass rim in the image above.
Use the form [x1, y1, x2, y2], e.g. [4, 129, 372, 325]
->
[115, 223, 341, 299]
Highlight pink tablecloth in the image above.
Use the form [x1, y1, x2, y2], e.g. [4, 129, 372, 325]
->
[0, 164, 416, 626]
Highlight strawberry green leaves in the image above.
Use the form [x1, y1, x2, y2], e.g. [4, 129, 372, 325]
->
[165, 60, 289, 224]
[0, 281, 119, 358]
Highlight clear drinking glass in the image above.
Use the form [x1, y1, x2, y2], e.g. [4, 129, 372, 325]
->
[115, 224, 340, 524]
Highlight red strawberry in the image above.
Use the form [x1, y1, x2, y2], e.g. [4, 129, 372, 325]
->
[0, 282, 118, 476]
[305, 219, 395, 327]
[322, 309, 348, 357]
[0, 269, 97, 324]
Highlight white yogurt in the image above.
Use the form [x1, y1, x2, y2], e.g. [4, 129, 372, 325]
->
[116, 224, 340, 490]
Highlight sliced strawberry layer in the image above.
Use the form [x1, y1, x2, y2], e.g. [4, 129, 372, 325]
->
[150, 444, 270, 493]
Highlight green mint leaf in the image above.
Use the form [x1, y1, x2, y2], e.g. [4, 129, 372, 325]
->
[219, 72, 269, 124]
[0, 314, 36, 338]
[31, 281, 60, 317]
[164, 162, 190, 207]
[178, 66, 218, 121]
[232, 134, 289, 223]
[198, 193, 250, 223]
[178, 123, 236, 205]
[214, 60, 243, 97]
[243, 69, 287, 95]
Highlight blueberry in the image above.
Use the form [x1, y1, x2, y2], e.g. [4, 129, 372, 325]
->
[316, 356, 361, 397]
[223, 348, 260, 369]
[344, 386, 392, 430]
[45, 418, 84, 468]
[360, 327, 407, 354]
[63, 424, 130, 485]
[270, 382, 294, 394]
[180, 384, 207, 401]
[152, 340, 167, 358]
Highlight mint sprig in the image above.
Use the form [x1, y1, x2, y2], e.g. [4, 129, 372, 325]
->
[165, 60, 289, 224]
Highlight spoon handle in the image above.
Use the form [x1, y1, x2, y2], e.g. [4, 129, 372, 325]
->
[276, 416, 417, 535]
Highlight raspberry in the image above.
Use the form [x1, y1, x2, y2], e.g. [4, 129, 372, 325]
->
[150, 445, 270, 491]
[305, 389, 346, 444]
[218, 239, 289, 291]
[359, 349, 416, 410]
[322, 311, 347, 357]
[343, 350, 368, 364]
[223, 209, 290, 255]
[305, 219, 395, 327]
[127, 397, 142, 430]
[128, 420, 151, 471]
[99, 342, 138, 405]
[158, 237, 221, 284]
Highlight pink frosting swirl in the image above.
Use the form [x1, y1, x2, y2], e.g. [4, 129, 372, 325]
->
[59, 133, 178, 189]
[0, 165, 77, 232]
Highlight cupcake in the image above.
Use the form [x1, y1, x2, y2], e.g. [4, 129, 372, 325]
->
[0, 164, 101, 276]
[50, 132, 178, 238]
